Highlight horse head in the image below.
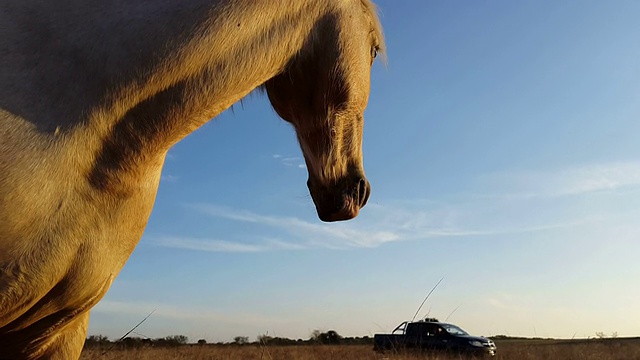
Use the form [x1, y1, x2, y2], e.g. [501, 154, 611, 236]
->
[265, 1, 383, 222]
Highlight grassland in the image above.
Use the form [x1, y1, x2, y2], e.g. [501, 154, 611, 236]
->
[81, 338, 640, 360]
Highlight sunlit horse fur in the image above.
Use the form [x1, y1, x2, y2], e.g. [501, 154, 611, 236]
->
[0, 0, 384, 359]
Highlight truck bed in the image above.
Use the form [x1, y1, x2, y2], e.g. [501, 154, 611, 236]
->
[373, 334, 406, 352]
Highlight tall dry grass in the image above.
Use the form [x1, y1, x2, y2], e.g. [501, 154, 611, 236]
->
[80, 339, 640, 360]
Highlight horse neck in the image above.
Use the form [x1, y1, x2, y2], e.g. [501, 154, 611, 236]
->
[87, 0, 336, 136]
[3, 0, 346, 131]
[4, 0, 347, 194]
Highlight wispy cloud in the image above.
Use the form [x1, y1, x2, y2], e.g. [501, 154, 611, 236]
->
[150, 162, 639, 253]
[93, 300, 292, 326]
[480, 161, 640, 198]
[272, 154, 306, 169]
[160, 174, 179, 183]
[149, 203, 581, 252]
[191, 204, 401, 249]
[155, 236, 265, 252]
[154, 236, 305, 252]
[556, 162, 640, 195]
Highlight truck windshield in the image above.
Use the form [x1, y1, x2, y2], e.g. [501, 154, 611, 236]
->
[442, 324, 469, 336]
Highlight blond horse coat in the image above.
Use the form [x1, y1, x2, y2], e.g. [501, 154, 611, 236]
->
[0, 0, 383, 358]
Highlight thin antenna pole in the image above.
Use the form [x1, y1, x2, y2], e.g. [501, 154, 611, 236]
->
[99, 309, 156, 357]
[444, 303, 462, 322]
[411, 277, 443, 322]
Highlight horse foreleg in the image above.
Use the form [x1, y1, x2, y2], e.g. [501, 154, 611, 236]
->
[38, 312, 89, 360]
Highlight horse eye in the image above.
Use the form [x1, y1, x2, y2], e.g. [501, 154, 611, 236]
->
[372, 46, 379, 59]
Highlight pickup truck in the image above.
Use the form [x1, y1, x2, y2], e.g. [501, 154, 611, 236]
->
[373, 319, 496, 357]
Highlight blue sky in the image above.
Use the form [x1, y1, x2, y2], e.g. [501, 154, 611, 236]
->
[89, 0, 640, 342]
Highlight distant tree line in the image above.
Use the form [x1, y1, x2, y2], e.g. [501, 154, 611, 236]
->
[84, 330, 373, 349]
[490, 335, 555, 341]
[84, 334, 188, 349]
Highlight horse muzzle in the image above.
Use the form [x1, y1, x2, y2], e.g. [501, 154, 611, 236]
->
[308, 176, 370, 222]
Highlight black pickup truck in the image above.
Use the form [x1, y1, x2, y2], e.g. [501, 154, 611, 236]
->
[373, 319, 496, 357]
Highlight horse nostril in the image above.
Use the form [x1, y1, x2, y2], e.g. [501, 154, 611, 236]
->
[357, 178, 368, 207]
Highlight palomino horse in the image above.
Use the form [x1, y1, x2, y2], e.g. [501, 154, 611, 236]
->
[0, 0, 384, 358]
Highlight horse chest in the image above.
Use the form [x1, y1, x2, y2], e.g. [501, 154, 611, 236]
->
[0, 184, 154, 336]
[0, 164, 160, 292]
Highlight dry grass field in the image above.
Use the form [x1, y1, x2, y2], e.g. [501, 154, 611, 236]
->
[81, 338, 640, 360]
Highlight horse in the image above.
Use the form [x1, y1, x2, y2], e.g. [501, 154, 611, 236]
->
[0, 0, 384, 358]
